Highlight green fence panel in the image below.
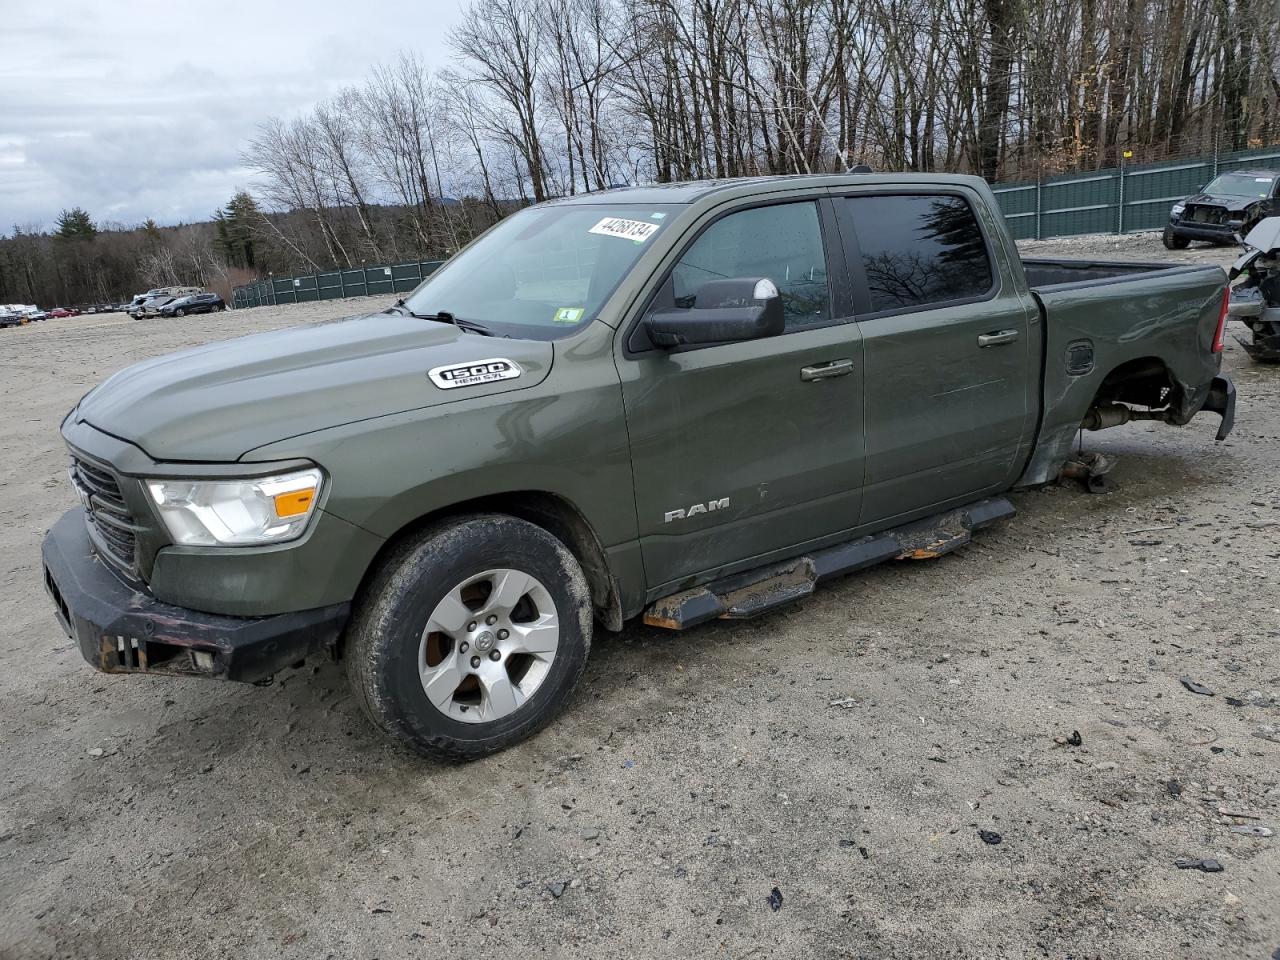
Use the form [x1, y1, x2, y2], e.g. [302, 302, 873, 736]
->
[1218, 147, 1280, 173]
[991, 180, 1038, 239]
[271, 277, 296, 304]
[1041, 169, 1120, 237]
[364, 265, 394, 295]
[340, 269, 367, 297]
[390, 262, 423, 293]
[316, 270, 343, 300]
[1119, 158, 1213, 232]
[291, 274, 319, 303]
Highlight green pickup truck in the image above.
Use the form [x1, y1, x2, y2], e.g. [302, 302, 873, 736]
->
[43, 174, 1235, 758]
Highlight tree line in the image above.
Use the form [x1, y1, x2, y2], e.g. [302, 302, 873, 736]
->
[3, 0, 1276, 307]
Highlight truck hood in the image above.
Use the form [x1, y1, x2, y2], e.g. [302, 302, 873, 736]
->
[1182, 191, 1263, 214]
[72, 312, 552, 462]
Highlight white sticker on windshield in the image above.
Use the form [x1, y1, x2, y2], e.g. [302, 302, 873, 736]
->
[1257, 178, 1271, 182]
[589, 217, 660, 243]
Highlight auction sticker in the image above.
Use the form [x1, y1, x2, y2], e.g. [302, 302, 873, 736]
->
[553, 307, 585, 323]
[428, 358, 522, 390]
[589, 217, 660, 243]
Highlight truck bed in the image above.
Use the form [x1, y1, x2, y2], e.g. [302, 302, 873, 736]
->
[1021, 257, 1179, 288]
[1016, 256, 1229, 487]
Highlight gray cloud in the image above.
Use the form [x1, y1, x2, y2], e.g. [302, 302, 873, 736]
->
[0, 0, 459, 232]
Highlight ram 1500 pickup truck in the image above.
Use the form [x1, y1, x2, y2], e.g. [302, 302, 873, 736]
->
[42, 174, 1236, 759]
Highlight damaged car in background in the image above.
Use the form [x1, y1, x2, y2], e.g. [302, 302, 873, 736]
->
[42, 173, 1235, 760]
[1163, 168, 1279, 249]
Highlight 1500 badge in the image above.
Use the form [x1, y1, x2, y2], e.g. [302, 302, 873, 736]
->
[429, 358, 522, 390]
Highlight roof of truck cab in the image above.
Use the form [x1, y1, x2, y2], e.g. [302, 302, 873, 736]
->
[542, 172, 991, 207]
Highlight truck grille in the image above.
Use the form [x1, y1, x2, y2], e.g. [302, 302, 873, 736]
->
[1188, 205, 1226, 225]
[71, 456, 143, 573]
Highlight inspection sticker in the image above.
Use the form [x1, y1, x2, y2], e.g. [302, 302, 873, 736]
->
[553, 307, 585, 324]
[589, 217, 660, 243]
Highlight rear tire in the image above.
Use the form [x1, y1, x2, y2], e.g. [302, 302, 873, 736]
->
[345, 514, 592, 760]
[1162, 225, 1190, 250]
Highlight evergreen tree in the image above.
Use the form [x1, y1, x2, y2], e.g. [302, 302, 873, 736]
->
[141, 218, 162, 248]
[214, 191, 258, 269]
[55, 207, 97, 241]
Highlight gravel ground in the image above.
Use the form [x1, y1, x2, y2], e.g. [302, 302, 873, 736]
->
[1, 233, 1276, 960]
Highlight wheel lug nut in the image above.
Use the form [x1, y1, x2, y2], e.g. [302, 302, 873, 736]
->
[470, 656, 481, 669]
[467, 621, 477, 632]
[489, 650, 501, 661]
[486, 615, 498, 626]
[497, 629, 509, 641]
[459, 642, 469, 654]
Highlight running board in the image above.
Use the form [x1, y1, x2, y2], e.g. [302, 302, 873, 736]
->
[643, 497, 1015, 630]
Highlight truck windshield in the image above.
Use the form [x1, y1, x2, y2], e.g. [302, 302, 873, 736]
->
[402, 203, 680, 338]
[1202, 173, 1276, 199]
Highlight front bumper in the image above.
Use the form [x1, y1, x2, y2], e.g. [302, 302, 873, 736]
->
[1168, 219, 1241, 243]
[42, 508, 350, 683]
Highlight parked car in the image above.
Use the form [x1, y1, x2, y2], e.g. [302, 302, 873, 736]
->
[127, 290, 164, 316]
[23, 309, 48, 322]
[1164, 168, 1280, 249]
[42, 173, 1235, 760]
[0, 311, 23, 328]
[158, 292, 225, 317]
[127, 287, 201, 318]
[47, 308, 75, 319]
[135, 297, 177, 318]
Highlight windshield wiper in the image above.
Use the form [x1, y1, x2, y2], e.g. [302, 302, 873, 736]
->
[386, 301, 497, 337]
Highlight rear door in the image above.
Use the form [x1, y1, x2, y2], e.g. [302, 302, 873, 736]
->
[833, 188, 1038, 525]
[618, 197, 865, 591]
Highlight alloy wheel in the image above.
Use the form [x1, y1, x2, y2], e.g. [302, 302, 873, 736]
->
[418, 568, 560, 723]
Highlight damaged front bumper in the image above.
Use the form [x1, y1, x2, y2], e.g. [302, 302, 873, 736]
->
[1168, 218, 1243, 244]
[41, 508, 349, 683]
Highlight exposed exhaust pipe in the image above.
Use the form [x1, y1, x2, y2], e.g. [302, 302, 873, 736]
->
[1081, 402, 1170, 431]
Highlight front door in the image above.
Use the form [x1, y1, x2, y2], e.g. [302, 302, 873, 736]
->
[833, 189, 1038, 525]
[617, 198, 866, 592]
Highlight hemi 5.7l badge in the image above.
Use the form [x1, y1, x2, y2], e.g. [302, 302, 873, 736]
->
[428, 358, 522, 389]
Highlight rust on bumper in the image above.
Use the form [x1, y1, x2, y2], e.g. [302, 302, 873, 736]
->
[42, 508, 349, 683]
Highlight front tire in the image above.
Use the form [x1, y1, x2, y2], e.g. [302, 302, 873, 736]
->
[174, 308, 185, 317]
[345, 514, 592, 760]
[1162, 225, 1190, 250]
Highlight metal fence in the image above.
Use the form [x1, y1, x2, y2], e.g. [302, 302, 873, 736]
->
[232, 259, 445, 309]
[233, 142, 1280, 308]
[992, 144, 1280, 240]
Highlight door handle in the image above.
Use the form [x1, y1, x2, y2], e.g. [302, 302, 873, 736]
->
[977, 329, 1019, 347]
[800, 358, 855, 381]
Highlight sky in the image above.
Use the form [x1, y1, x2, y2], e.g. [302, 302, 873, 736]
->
[0, 0, 460, 233]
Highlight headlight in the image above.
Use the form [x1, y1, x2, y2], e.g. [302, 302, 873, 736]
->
[1171, 203, 1186, 216]
[146, 468, 323, 546]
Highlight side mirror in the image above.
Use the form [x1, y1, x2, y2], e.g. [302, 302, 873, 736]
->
[644, 278, 784, 348]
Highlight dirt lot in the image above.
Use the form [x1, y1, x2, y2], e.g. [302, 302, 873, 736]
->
[1, 233, 1277, 960]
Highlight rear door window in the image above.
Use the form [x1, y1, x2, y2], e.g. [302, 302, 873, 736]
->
[842, 195, 993, 313]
